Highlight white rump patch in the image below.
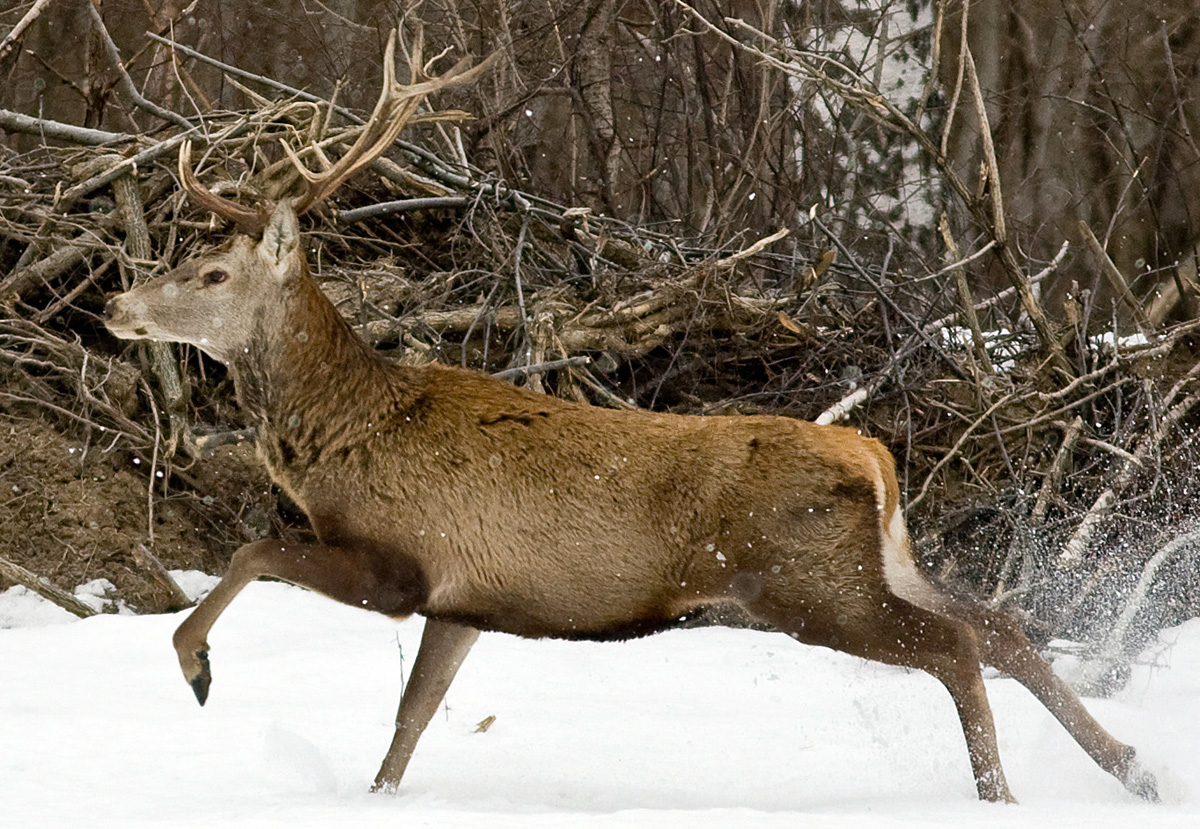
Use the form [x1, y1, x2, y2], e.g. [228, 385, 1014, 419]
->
[875, 474, 950, 615]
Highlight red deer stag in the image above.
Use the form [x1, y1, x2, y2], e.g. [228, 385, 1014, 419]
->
[103, 32, 1157, 804]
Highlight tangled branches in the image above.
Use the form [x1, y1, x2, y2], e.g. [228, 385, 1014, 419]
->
[3, 6, 1200, 690]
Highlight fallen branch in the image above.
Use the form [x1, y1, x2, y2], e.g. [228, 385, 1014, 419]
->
[111, 162, 191, 458]
[0, 108, 135, 145]
[1, 239, 97, 304]
[1031, 416, 1084, 526]
[132, 544, 194, 610]
[0, 554, 98, 618]
[1078, 220, 1153, 337]
[337, 196, 471, 224]
[939, 212, 994, 374]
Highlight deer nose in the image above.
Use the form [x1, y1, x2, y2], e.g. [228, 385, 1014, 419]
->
[103, 297, 119, 321]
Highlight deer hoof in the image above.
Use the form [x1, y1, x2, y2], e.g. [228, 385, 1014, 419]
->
[370, 774, 401, 795]
[179, 647, 211, 706]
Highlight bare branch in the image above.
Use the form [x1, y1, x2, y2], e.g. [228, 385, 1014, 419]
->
[83, 1, 192, 131]
[0, 0, 58, 60]
[0, 107, 135, 145]
[0, 554, 97, 618]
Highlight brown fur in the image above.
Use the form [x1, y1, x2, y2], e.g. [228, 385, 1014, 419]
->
[103, 202, 1157, 803]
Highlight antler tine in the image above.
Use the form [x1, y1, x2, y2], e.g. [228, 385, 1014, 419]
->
[178, 140, 269, 234]
[286, 30, 500, 216]
[406, 21, 425, 85]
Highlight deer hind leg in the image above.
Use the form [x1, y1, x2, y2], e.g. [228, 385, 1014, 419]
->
[962, 605, 1159, 801]
[372, 619, 479, 793]
[749, 595, 1015, 802]
[906, 614, 1015, 804]
[173, 538, 427, 705]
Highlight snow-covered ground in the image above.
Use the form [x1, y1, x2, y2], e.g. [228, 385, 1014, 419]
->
[1, 576, 1197, 827]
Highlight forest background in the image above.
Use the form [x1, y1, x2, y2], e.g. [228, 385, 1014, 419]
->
[2, 0, 1200, 696]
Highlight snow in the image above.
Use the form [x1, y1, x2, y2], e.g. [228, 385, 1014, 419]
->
[1, 577, 1197, 827]
[0, 578, 123, 628]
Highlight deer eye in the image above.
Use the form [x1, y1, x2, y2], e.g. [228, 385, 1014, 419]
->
[203, 270, 229, 286]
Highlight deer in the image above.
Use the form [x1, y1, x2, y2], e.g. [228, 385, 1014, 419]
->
[102, 31, 1158, 805]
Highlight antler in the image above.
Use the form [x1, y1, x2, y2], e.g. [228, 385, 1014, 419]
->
[285, 28, 498, 216]
[178, 140, 271, 234]
[178, 27, 498, 233]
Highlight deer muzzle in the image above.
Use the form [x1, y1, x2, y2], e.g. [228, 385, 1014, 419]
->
[103, 294, 151, 339]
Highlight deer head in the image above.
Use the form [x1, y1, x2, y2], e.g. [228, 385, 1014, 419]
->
[104, 202, 303, 364]
[104, 27, 495, 363]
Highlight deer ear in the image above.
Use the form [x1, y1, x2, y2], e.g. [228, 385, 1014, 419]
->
[257, 200, 301, 275]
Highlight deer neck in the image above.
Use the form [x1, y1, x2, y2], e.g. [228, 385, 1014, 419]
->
[228, 273, 413, 475]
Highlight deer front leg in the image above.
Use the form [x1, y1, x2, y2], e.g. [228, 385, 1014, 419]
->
[173, 538, 426, 704]
[372, 619, 479, 793]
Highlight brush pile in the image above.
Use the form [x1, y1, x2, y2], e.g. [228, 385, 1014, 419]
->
[3, 10, 1200, 694]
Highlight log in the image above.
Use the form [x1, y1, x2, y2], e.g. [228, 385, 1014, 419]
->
[0, 555, 98, 618]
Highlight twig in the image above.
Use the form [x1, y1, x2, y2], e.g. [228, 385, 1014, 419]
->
[573, 365, 638, 410]
[811, 214, 970, 382]
[193, 428, 257, 453]
[145, 31, 356, 117]
[512, 216, 533, 371]
[815, 380, 875, 426]
[994, 415, 1086, 599]
[1079, 436, 1142, 467]
[908, 391, 1018, 512]
[811, 241, 1062, 428]
[0, 390, 145, 442]
[961, 40, 1064, 371]
[963, 43, 1005, 243]
[994, 378, 1134, 437]
[0, 0, 58, 60]
[131, 543, 194, 610]
[84, 2, 192, 131]
[1078, 220, 1153, 336]
[719, 227, 788, 263]
[938, 0, 968, 159]
[337, 196, 470, 224]
[1031, 416, 1083, 525]
[0, 554, 98, 618]
[922, 241, 1067, 335]
[925, 238, 996, 280]
[33, 256, 115, 324]
[492, 355, 592, 381]
[939, 212, 994, 374]
[1059, 366, 1200, 567]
